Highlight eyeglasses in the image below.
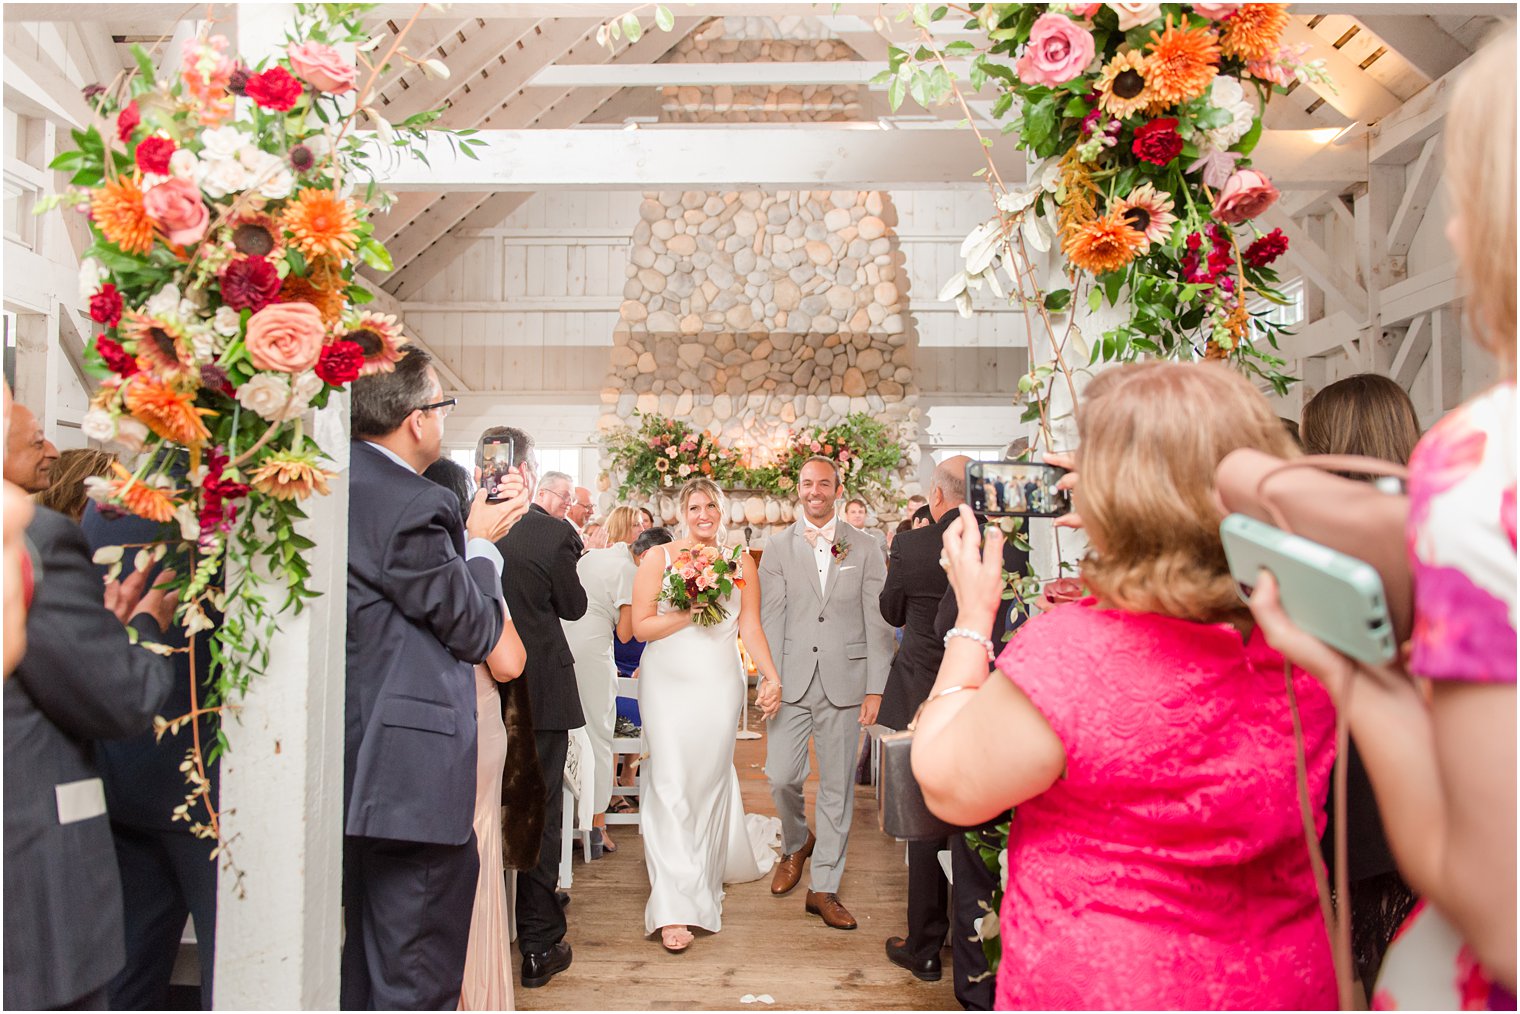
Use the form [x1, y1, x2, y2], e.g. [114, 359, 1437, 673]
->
[540, 487, 568, 502]
[416, 397, 457, 417]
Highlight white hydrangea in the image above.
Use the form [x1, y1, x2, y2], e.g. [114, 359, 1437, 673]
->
[1205, 75, 1257, 150]
[144, 283, 183, 319]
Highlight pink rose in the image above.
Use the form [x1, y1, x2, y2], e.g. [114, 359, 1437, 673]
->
[245, 302, 324, 373]
[1107, 2, 1161, 30]
[1016, 13, 1096, 87]
[1061, 2, 1102, 16]
[1192, 2, 1241, 18]
[286, 41, 356, 94]
[1212, 168, 1280, 224]
[141, 178, 210, 246]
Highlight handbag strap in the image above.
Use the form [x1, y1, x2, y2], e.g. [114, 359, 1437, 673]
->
[1253, 454, 1410, 532]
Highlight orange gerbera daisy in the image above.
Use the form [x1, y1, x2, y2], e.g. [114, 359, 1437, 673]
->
[281, 188, 360, 262]
[1145, 16, 1222, 106]
[92, 177, 154, 256]
[249, 451, 334, 501]
[1219, 3, 1290, 61]
[1096, 50, 1157, 120]
[336, 311, 407, 375]
[1063, 211, 1145, 275]
[120, 310, 196, 381]
[280, 272, 346, 328]
[92, 462, 182, 523]
[123, 373, 215, 446]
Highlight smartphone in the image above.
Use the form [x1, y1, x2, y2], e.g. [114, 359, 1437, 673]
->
[1220, 513, 1395, 665]
[966, 461, 1071, 518]
[477, 437, 516, 503]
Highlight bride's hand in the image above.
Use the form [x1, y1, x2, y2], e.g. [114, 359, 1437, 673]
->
[756, 677, 782, 720]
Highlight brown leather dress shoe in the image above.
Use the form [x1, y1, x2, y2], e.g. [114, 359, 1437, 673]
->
[805, 891, 858, 930]
[770, 830, 815, 896]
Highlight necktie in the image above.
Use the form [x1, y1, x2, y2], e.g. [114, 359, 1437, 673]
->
[804, 522, 836, 548]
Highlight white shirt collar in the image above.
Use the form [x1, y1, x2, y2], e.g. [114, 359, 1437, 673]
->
[363, 440, 417, 475]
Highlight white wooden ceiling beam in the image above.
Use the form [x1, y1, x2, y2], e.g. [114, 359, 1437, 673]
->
[1355, 14, 1473, 82]
[385, 194, 534, 301]
[377, 18, 540, 125]
[1369, 51, 1475, 164]
[1390, 313, 1430, 390]
[1279, 21, 1403, 124]
[1276, 310, 1358, 361]
[3, 48, 95, 128]
[1259, 208, 1369, 321]
[1387, 135, 1443, 260]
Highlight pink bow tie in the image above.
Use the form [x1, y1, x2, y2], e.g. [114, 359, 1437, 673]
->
[804, 523, 835, 548]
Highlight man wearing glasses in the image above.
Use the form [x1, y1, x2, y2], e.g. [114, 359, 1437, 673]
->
[533, 472, 574, 522]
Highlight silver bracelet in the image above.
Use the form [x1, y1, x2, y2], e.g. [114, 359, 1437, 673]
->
[943, 627, 995, 662]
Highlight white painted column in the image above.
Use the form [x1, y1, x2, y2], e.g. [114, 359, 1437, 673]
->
[213, 6, 348, 1008]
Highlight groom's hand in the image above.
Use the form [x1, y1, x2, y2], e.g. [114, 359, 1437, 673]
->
[757, 678, 781, 720]
[859, 693, 881, 727]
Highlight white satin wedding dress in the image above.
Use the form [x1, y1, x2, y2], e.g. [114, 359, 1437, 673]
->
[640, 546, 778, 936]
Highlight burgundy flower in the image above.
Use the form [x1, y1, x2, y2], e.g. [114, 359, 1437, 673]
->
[228, 65, 250, 96]
[1131, 117, 1183, 166]
[199, 364, 236, 396]
[116, 100, 140, 143]
[220, 256, 282, 312]
[315, 339, 364, 387]
[288, 144, 315, 173]
[89, 284, 124, 328]
[82, 83, 107, 105]
[134, 135, 176, 176]
[1181, 226, 1236, 286]
[96, 334, 139, 376]
[1243, 227, 1289, 268]
[199, 445, 250, 544]
[244, 66, 303, 112]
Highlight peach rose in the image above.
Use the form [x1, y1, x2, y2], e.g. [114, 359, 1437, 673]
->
[245, 302, 324, 373]
[1212, 168, 1280, 224]
[286, 41, 356, 94]
[1192, 2, 1242, 18]
[1107, 2, 1161, 30]
[1037, 577, 1087, 612]
[1016, 13, 1095, 87]
[141, 178, 210, 246]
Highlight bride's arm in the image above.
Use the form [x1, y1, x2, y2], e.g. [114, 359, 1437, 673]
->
[737, 551, 782, 718]
[631, 546, 694, 642]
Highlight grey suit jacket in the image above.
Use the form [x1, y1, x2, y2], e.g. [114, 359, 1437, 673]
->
[3, 508, 174, 1009]
[759, 519, 895, 707]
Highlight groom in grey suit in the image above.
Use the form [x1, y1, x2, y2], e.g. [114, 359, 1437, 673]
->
[759, 456, 895, 930]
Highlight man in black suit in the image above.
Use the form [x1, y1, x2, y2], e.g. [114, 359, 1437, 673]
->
[4, 506, 176, 1009]
[342, 346, 526, 1010]
[491, 444, 588, 989]
[878, 455, 1027, 1005]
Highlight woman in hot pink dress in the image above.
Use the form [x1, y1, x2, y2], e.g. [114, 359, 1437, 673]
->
[911, 362, 1337, 1009]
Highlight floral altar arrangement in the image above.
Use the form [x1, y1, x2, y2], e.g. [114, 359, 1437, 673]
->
[603, 412, 746, 495]
[36, 3, 482, 870]
[747, 413, 909, 504]
[659, 543, 747, 626]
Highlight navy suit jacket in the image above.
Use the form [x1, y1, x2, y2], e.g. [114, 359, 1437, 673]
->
[344, 441, 504, 846]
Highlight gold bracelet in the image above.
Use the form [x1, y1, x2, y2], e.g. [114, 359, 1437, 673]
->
[923, 683, 975, 707]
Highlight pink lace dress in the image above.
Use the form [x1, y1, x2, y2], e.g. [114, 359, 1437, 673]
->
[992, 600, 1337, 1010]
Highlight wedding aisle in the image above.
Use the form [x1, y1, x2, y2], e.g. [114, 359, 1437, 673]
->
[515, 699, 959, 1011]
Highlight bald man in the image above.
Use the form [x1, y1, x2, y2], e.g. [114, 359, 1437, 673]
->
[4, 402, 58, 493]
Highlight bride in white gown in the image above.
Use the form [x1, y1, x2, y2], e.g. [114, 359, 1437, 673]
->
[630, 477, 785, 953]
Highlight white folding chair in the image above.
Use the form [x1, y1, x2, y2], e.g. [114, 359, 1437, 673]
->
[605, 676, 643, 830]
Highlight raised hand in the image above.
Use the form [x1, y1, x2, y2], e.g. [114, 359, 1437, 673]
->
[941, 504, 1006, 633]
[1043, 450, 1083, 531]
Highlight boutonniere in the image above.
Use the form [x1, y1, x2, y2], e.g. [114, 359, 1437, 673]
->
[831, 540, 850, 563]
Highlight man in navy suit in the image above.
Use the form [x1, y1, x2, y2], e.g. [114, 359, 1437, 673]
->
[341, 346, 528, 1010]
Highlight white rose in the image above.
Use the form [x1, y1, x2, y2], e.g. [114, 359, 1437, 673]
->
[82, 407, 117, 443]
[189, 328, 217, 362]
[1108, 2, 1161, 30]
[258, 165, 294, 201]
[169, 148, 200, 182]
[1209, 75, 1244, 109]
[200, 125, 249, 161]
[78, 257, 107, 302]
[111, 417, 149, 454]
[236, 145, 268, 171]
[144, 283, 183, 319]
[1207, 103, 1255, 150]
[236, 372, 294, 421]
[199, 157, 249, 199]
[213, 305, 242, 337]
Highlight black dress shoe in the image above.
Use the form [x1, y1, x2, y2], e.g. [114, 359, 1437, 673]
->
[557, 890, 571, 909]
[521, 940, 573, 989]
[885, 935, 942, 982]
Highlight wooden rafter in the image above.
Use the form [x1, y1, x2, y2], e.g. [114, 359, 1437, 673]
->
[1279, 21, 1403, 123]
[1387, 135, 1443, 260]
[1356, 14, 1474, 82]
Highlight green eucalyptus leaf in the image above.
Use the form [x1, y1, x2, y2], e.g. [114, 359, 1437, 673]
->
[655, 4, 674, 31]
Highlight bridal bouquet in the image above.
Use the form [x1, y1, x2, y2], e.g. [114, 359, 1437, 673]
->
[661, 544, 746, 627]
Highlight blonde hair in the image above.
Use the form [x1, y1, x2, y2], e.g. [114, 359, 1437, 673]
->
[1446, 29, 1517, 375]
[604, 505, 639, 545]
[35, 448, 117, 522]
[679, 476, 727, 542]
[1301, 373, 1421, 466]
[1077, 362, 1299, 623]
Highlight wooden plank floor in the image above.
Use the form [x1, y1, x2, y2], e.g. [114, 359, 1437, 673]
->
[516, 701, 959, 1011]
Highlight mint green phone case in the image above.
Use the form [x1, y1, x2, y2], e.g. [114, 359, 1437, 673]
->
[1220, 513, 1396, 665]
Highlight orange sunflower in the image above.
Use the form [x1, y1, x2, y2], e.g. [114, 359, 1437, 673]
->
[281, 188, 360, 262]
[1063, 211, 1145, 275]
[1219, 3, 1290, 61]
[120, 310, 196, 381]
[93, 462, 182, 523]
[91, 177, 154, 256]
[1145, 16, 1222, 106]
[1095, 50, 1157, 120]
[249, 451, 334, 501]
[336, 311, 407, 375]
[227, 211, 286, 261]
[123, 373, 215, 446]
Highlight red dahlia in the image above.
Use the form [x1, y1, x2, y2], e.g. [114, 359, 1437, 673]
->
[116, 101, 140, 142]
[315, 339, 364, 387]
[220, 256, 282, 312]
[89, 284, 124, 328]
[1131, 117, 1184, 166]
[95, 334, 139, 377]
[244, 66, 303, 112]
[134, 135, 176, 176]
[1243, 228, 1289, 268]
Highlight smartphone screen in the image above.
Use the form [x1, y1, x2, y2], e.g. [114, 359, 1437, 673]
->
[478, 438, 516, 503]
[966, 462, 1071, 518]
